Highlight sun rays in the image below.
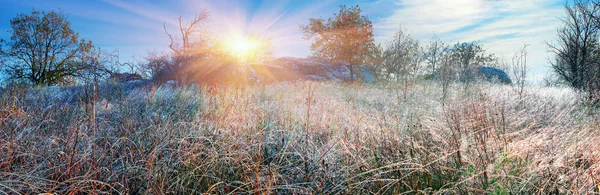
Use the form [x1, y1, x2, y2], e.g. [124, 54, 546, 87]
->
[225, 35, 260, 61]
[98, 0, 327, 60]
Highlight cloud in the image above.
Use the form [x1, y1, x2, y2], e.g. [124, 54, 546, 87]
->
[373, 0, 565, 83]
[375, 0, 493, 40]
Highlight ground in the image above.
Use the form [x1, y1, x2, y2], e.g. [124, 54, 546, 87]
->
[0, 81, 598, 194]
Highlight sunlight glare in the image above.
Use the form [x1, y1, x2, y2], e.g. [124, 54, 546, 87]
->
[225, 35, 261, 62]
[228, 37, 255, 54]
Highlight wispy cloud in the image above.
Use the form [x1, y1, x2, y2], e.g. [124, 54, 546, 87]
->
[373, 0, 565, 83]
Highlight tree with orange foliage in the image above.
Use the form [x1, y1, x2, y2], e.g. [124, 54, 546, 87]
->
[300, 5, 377, 82]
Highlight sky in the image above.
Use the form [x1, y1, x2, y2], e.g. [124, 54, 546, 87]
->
[0, 0, 566, 83]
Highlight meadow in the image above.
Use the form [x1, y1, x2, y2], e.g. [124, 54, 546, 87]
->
[0, 81, 598, 194]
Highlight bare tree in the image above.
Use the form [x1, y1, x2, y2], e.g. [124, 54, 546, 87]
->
[143, 51, 171, 81]
[438, 46, 456, 101]
[380, 27, 422, 83]
[579, 0, 600, 28]
[512, 44, 529, 99]
[378, 27, 422, 99]
[548, 1, 600, 97]
[78, 48, 115, 84]
[158, 10, 271, 86]
[542, 72, 566, 87]
[384, 26, 423, 81]
[159, 10, 212, 85]
[424, 35, 446, 75]
[164, 11, 210, 56]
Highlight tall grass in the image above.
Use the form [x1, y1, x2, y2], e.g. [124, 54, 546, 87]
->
[0, 81, 598, 194]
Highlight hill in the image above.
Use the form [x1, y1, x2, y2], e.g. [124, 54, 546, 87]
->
[249, 57, 376, 83]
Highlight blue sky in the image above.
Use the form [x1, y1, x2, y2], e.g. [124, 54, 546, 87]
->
[0, 0, 566, 83]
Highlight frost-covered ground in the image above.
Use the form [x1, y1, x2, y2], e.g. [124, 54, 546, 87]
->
[0, 81, 598, 194]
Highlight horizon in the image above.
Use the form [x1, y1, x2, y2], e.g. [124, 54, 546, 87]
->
[0, 0, 565, 84]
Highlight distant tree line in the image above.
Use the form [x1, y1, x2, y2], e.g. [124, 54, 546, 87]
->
[299, 5, 506, 87]
[374, 30, 500, 84]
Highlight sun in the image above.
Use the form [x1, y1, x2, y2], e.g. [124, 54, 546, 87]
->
[226, 36, 258, 58]
[221, 33, 272, 64]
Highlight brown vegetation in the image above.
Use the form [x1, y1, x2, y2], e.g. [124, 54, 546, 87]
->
[0, 81, 598, 194]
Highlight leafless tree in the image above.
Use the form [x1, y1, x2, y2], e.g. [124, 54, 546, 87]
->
[378, 27, 423, 99]
[77, 48, 112, 84]
[424, 35, 446, 75]
[548, 1, 600, 96]
[512, 44, 529, 99]
[380, 26, 422, 82]
[143, 51, 171, 81]
[438, 46, 456, 102]
[159, 10, 212, 84]
[164, 11, 210, 56]
[579, 0, 600, 28]
[542, 72, 565, 87]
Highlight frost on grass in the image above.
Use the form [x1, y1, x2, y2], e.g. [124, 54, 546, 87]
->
[0, 81, 598, 194]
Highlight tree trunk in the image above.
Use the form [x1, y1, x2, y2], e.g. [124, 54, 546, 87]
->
[349, 64, 354, 82]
